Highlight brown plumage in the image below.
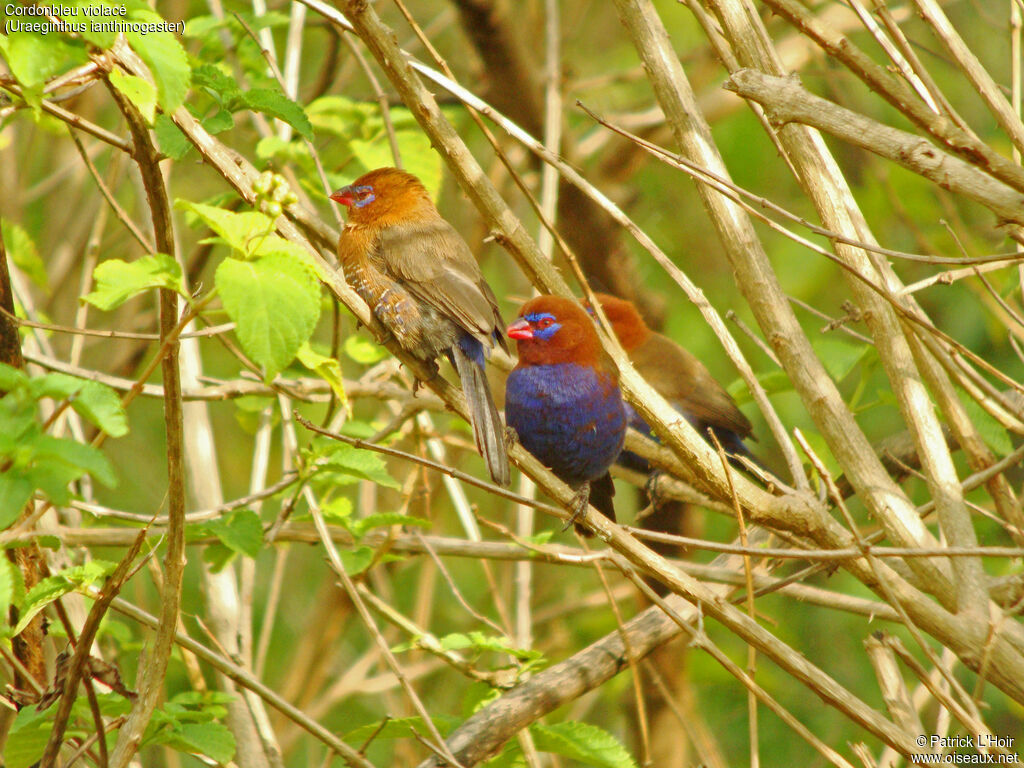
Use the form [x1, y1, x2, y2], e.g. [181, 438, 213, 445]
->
[331, 168, 510, 486]
[592, 293, 754, 464]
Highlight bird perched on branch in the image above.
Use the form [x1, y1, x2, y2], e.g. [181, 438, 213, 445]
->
[331, 167, 510, 486]
[505, 295, 627, 533]
[590, 293, 754, 472]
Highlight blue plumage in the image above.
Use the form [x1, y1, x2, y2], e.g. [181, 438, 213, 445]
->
[505, 295, 627, 532]
[506, 363, 626, 486]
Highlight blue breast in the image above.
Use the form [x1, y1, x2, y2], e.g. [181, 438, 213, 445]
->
[506, 363, 626, 485]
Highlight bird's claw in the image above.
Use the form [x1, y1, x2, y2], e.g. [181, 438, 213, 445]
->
[412, 361, 440, 394]
[503, 425, 519, 448]
[644, 470, 665, 510]
[562, 484, 591, 532]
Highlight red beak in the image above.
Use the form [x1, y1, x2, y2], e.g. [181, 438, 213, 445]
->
[329, 185, 355, 207]
[506, 318, 533, 340]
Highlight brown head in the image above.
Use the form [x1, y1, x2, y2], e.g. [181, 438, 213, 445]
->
[589, 293, 651, 352]
[507, 295, 610, 369]
[330, 167, 437, 226]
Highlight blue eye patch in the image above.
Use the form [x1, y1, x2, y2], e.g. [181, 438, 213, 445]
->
[524, 312, 561, 340]
[353, 185, 376, 208]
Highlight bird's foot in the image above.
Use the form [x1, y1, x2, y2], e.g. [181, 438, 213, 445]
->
[412, 360, 440, 394]
[503, 425, 519, 448]
[562, 482, 591, 532]
[644, 470, 665, 510]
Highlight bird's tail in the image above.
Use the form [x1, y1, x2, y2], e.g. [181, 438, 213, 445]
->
[452, 343, 510, 486]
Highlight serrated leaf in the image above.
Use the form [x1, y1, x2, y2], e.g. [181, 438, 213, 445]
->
[316, 442, 400, 489]
[191, 63, 240, 104]
[125, 23, 190, 113]
[155, 113, 191, 159]
[296, 342, 348, 408]
[216, 253, 321, 379]
[83, 254, 184, 311]
[531, 722, 638, 768]
[1, 220, 47, 289]
[68, 0, 121, 47]
[238, 89, 313, 141]
[343, 334, 389, 364]
[14, 561, 116, 636]
[109, 69, 156, 124]
[202, 109, 234, 134]
[33, 434, 117, 488]
[32, 374, 128, 437]
[0, 33, 86, 110]
[176, 722, 236, 763]
[202, 509, 263, 558]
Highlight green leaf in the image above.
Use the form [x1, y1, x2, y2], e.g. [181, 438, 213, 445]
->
[0, 556, 26, 618]
[179, 201, 274, 256]
[3, 714, 51, 768]
[33, 434, 117, 488]
[343, 334, 390, 365]
[339, 546, 374, 575]
[154, 114, 192, 159]
[320, 496, 352, 522]
[125, 24, 190, 113]
[202, 109, 234, 134]
[0, 33, 86, 110]
[109, 69, 157, 124]
[344, 716, 458, 744]
[296, 342, 348, 407]
[1, 220, 47, 289]
[176, 722, 236, 763]
[239, 89, 313, 141]
[959, 390, 1012, 456]
[202, 509, 263, 558]
[216, 253, 321, 379]
[14, 561, 116, 637]
[316, 441, 400, 489]
[0, 474, 34, 530]
[32, 374, 128, 437]
[815, 337, 869, 383]
[531, 722, 638, 768]
[0, 362, 28, 392]
[83, 254, 184, 311]
[68, 0, 122, 47]
[433, 632, 542, 662]
[191, 63, 240, 104]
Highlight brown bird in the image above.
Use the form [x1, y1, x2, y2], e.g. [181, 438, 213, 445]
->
[591, 293, 754, 470]
[331, 168, 510, 486]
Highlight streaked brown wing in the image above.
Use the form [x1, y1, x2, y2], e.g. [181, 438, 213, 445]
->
[376, 218, 504, 345]
[633, 333, 752, 438]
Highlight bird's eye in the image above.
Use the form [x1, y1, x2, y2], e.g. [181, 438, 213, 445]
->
[537, 317, 553, 329]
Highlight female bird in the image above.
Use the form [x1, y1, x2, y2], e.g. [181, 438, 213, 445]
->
[591, 293, 754, 471]
[331, 168, 510, 486]
[505, 295, 627, 532]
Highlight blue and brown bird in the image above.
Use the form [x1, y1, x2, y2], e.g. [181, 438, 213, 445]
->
[505, 295, 627, 533]
[590, 293, 754, 472]
[331, 167, 510, 486]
